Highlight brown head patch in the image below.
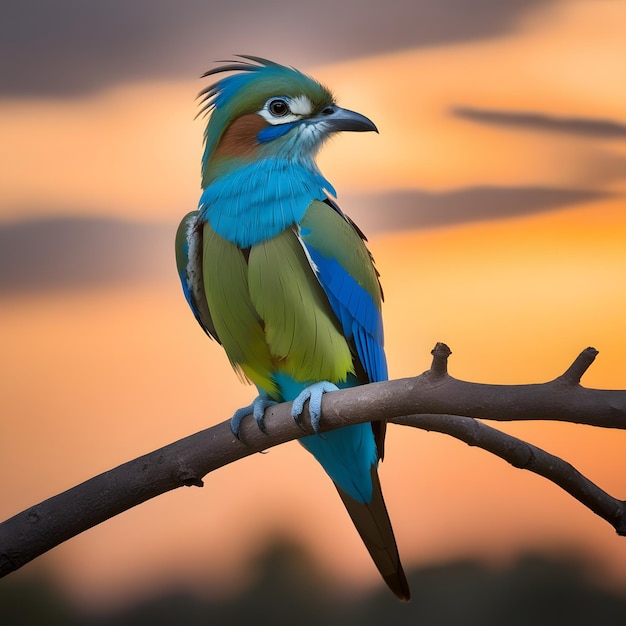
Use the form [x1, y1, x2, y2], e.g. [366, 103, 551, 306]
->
[214, 113, 267, 159]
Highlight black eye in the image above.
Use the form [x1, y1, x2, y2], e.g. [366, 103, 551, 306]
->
[268, 98, 289, 117]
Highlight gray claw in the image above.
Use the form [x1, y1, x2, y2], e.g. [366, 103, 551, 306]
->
[291, 381, 339, 433]
[230, 396, 277, 439]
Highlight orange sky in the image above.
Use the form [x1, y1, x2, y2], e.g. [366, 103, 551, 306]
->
[1, 0, 626, 608]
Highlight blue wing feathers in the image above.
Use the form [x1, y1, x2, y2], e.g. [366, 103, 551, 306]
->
[304, 244, 387, 384]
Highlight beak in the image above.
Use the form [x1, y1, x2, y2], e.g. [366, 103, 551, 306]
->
[312, 105, 378, 133]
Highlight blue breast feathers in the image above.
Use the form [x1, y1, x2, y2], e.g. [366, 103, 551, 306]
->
[199, 159, 336, 248]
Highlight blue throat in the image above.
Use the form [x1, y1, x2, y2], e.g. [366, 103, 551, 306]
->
[199, 159, 336, 248]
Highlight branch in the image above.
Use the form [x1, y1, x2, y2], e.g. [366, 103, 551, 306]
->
[1, 345, 625, 578]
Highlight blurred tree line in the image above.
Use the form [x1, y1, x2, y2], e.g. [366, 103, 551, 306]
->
[2, 541, 626, 625]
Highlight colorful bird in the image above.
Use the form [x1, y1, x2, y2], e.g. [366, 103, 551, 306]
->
[176, 56, 409, 600]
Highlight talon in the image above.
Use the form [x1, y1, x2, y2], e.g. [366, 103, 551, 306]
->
[230, 406, 250, 439]
[291, 381, 339, 434]
[230, 396, 277, 439]
[252, 396, 277, 434]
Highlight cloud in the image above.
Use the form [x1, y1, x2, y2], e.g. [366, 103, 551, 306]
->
[451, 107, 626, 139]
[0, 215, 174, 295]
[344, 186, 613, 233]
[1, 0, 548, 97]
[0, 186, 609, 295]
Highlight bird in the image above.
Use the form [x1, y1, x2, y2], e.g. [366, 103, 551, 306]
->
[175, 55, 410, 601]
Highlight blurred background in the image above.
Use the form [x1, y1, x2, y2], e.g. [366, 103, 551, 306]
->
[1, 0, 625, 622]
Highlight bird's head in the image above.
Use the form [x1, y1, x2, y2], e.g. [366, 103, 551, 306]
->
[198, 56, 377, 188]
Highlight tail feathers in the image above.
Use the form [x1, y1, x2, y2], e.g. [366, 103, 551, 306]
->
[335, 466, 410, 601]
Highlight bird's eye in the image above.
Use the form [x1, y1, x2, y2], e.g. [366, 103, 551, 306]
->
[268, 98, 290, 117]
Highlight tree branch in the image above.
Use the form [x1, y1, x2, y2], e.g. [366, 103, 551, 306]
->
[1, 345, 625, 578]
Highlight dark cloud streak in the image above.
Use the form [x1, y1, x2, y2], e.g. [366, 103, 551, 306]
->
[0, 216, 173, 295]
[0, 186, 612, 295]
[346, 187, 613, 234]
[1, 0, 548, 97]
[452, 107, 626, 139]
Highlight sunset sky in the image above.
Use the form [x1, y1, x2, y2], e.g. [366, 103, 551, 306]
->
[1, 0, 625, 609]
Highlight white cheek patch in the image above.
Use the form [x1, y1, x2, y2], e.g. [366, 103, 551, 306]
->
[289, 95, 313, 116]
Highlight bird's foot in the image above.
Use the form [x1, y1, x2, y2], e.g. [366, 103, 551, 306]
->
[291, 381, 339, 434]
[230, 396, 277, 439]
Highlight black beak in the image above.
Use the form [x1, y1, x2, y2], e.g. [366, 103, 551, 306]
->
[311, 105, 378, 133]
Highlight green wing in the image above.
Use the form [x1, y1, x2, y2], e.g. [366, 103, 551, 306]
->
[300, 200, 382, 308]
[201, 222, 276, 392]
[247, 227, 353, 385]
[180, 207, 359, 398]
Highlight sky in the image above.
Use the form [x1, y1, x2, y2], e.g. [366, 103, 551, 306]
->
[1, 0, 625, 609]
